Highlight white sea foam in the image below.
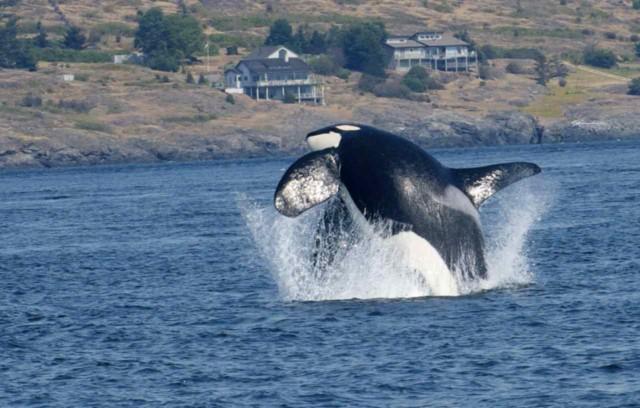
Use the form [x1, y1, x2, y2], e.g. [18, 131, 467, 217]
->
[239, 177, 552, 301]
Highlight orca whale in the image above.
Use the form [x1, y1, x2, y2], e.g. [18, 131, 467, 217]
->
[274, 124, 541, 281]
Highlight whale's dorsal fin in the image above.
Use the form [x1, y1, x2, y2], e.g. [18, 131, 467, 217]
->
[274, 148, 341, 217]
[453, 162, 541, 208]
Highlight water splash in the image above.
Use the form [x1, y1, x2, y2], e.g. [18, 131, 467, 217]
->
[240, 177, 552, 301]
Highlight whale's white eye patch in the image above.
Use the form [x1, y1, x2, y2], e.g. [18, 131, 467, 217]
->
[335, 124, 361, 131]
[307, 131, 342, 151]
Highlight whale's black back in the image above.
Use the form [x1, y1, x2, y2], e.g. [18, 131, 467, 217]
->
[337, 128, 487, 279]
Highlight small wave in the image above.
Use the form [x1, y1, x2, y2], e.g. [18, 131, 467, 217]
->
[239, 177, 552, 301]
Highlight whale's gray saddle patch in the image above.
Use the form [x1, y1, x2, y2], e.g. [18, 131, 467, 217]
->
[453, 162, 541, 207]
[274, 148, 341, 217]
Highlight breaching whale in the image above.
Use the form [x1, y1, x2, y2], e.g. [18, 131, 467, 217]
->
[274, 124, 541, 282]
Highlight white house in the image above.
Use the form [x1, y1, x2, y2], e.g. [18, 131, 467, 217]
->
[385, 32, 478, 72]
[224, 46, 324, 104]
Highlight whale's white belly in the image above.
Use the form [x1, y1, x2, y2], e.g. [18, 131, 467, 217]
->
[339, 186, 459, 296]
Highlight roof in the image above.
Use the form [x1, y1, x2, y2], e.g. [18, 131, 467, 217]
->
[239, 57, 310, 74]
[244, 46, 282, 60]
[385, 39, 425, 49]
[417, 33, 468, 47]
[388, 32, 469, 48]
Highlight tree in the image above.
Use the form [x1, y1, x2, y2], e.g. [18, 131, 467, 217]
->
[534, 54, 549, 85]
[265, 18, 293, 46]
[197, 73, 208, 85]
[0, 17, 37, 70]
[64, 26, 86, 50]
[534, 54, 568, 86]
[186, 71, 194, 83]
[135, 8, 204, 71]
[35, 21, 47, 48]
[308, 30, 327, 54]
[291, 25, 309, 53]
[629, 77, 640, 95]
[633, 0, 640, 10]
[341, 22, 389, 77]
[165, 13, 204, 60]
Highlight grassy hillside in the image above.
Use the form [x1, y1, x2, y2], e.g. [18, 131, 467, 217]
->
[4, 0, 640, 57]
[1, 0, 640, 167]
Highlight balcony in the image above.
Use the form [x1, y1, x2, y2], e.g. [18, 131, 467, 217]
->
[255, 77, 320, 87]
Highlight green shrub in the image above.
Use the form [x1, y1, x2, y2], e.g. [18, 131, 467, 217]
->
[197, 74, 208, 85]
[336, 68, 351, 80]
[155, 74, 171, 83]
[186, 71, 195, 84]
[635, 42, 640, 58]
[583, 46, 617, 68]
[308, 54, 340, 76]
[402, 76, 426, 92]
[372, 80, 412, 99]
[401, 66, 443, 92]
[225, 94, 235, 104]
[559, 77, 567, 87]
[629, 77, 640, 95]
[357, 74, 385, 93]
[146, 50, 180, 72]
[402, 66, 428, 92]
[19, 93, 42, 107]
[57, 99, 95, 113]
[479, 64, 495, 80]
[505, 61, 524, 74]
[633, 0, 640, 10]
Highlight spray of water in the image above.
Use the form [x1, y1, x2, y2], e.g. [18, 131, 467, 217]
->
[239, 178, 552, 301]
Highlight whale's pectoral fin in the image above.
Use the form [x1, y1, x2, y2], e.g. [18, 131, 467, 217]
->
[453, 162, 541, 207]
[274, 148, 341, 217]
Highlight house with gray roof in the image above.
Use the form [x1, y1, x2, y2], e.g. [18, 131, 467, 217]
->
[385, 32, 478, 73]
[224, 46, 324, 104]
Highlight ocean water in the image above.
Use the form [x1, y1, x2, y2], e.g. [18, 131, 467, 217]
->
[1, 139, 639, 407]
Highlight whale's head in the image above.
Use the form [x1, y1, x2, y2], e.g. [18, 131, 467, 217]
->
[306, 124, 363, 151]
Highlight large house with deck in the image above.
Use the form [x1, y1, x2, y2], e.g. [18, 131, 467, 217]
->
[224, 46, 324, 104]
[385, 32, 478, 73]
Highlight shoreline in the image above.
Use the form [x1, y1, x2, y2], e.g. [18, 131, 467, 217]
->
[2, 121, 639, 171]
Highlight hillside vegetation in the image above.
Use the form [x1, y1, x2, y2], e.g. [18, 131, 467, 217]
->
[1, 0, 640, 167]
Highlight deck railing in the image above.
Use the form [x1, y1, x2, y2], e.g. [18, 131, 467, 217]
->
[255, 77, 319, 87]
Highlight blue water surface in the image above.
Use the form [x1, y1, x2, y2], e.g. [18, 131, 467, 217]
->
[1, 140, 639, 407]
